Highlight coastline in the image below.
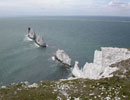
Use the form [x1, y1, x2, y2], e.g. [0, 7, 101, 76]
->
[0, 47, 130, 100]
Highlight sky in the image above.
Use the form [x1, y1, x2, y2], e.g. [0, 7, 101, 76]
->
[0, 0, 130, 17]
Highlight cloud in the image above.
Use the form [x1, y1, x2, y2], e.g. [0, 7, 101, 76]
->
[108, 0, 130, 8]
[0, 0, 130, 17]
[106, 0, 130, 17]
[0, 0, 108, 10]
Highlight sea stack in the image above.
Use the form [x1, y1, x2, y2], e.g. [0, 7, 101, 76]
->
[27, 27, 47, 47]
[35, 35, 46, 47]
[54, 49, 71, 67]
[28, 27, 36, 40]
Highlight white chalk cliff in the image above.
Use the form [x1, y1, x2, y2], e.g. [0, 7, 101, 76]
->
[72, 47, 130, 79]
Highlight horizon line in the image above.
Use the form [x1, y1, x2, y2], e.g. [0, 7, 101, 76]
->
[0, 15, 130, 18]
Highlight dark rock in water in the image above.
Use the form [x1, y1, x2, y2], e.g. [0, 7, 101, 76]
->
[28, 27, 36, 40]
[35, 35, 46, 47]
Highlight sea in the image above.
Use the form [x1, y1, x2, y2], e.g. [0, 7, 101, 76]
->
[0, 16, 130, 86]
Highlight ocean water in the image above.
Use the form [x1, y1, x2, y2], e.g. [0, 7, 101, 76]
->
[0, 16, 130, 86]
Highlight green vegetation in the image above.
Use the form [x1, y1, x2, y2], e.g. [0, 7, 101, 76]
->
[0, 59, 130, 100]
[127, 48, 130, 51]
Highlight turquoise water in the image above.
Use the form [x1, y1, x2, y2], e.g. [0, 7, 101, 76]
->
[0, 16, 130, 86]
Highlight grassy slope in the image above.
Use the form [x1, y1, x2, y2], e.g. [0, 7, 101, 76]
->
[0, 59, 130, 100]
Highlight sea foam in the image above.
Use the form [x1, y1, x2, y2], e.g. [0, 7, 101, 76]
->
[24, 35, 33, 41]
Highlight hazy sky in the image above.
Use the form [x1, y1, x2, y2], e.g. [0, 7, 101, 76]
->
[0, 0, 130, 17]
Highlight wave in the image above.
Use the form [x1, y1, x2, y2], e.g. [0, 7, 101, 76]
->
[24, 35, 33, 41]
[24, 35, 40, 48]
[34, 42, 40, 48]
[24, 35, 49, 48]
[52, 56, 55, 61]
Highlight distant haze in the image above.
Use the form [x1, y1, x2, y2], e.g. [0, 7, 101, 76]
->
[0, 0, 130, 17]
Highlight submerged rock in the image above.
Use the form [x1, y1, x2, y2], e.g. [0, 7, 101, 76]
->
[55, 49, 71, 67]
[72, 47, 130, 79]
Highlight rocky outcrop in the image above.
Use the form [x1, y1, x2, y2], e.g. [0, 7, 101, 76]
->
[54, 49, 72, 67]
[35, 35, 46, 47]
[27, 27, 46, 47]
[28, 27, 36, 40]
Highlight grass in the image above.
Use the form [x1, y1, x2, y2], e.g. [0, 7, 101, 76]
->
[0, 59, 130, 100]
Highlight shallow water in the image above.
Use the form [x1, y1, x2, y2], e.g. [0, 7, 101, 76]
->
[0, 16, 130, 86]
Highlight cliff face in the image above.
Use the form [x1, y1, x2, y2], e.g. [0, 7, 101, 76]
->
[0, 47, 130, 100]
[102, 47, 130, 70]
[72, 47, 130, 79]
